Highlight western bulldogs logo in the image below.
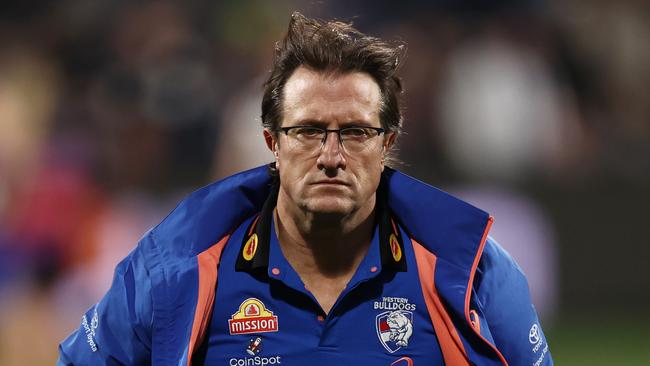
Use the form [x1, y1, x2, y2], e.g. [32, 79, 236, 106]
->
[376, 310, 414, 353]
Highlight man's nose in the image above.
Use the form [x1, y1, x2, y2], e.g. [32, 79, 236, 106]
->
[316, 131, 347, 172]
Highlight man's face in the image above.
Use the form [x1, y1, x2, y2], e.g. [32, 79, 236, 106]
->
[265, 66, 393, 217]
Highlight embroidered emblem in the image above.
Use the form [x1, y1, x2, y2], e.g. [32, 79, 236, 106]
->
[246, 337, 263, 355]
[229, 298, 279, 335]
[242, 234, 258, 261]
[529, 323, 540, 344]
[529, 322, 548, 364]
[389, 234, 402, 262]
[376, 310, 414, 353]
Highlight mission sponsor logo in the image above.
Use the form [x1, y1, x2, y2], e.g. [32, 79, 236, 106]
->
[229, 298, 279, 335]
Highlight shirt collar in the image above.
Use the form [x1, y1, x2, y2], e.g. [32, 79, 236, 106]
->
[235, 182, 407, 273]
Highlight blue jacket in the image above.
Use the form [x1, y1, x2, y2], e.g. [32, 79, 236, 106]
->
[57, 165, 552, 365]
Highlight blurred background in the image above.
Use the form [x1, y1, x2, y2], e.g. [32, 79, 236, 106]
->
[0, 0, 648, 364]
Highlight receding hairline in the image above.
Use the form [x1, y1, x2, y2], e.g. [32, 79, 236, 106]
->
[279, 66, 383, 126]
[278, 66, 385, 127]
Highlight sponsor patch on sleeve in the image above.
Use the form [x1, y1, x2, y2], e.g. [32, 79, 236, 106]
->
[81, 305, 99, 352]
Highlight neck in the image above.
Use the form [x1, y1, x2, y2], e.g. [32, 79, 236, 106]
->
[274, 191, 376, 279]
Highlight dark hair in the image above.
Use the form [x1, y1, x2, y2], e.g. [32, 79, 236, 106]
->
[261, 12, 406, 140]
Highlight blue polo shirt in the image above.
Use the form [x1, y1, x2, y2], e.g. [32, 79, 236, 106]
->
[196, 189, 444, 365]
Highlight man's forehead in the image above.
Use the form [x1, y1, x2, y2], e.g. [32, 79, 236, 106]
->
[282, 67, 382, 125]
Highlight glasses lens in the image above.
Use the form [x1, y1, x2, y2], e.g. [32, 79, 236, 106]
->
[340, 127, 381, 152]
[286, 127, 325, 151]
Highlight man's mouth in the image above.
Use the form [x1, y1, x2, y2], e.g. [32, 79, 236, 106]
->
[310, 179, 349, 186]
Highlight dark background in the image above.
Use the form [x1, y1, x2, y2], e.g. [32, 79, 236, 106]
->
[0, 1, 648, 364]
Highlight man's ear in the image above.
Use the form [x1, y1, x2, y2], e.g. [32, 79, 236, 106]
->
[263, 129, 280, 165]
[384, 132, 397, 152]
[380, 132, 397, 172]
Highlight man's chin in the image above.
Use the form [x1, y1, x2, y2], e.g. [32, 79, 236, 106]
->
[302, 198, 355, 217]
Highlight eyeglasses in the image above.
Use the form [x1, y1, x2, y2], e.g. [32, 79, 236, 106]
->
[278, 125, 385, 153]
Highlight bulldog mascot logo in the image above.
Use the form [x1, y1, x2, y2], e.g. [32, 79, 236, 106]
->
[376, 310, 414, 353]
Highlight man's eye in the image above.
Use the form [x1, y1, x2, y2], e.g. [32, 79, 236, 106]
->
[342, 128, 370, 137]
[294, 127, 322, 137]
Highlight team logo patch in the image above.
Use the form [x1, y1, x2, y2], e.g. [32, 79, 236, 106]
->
[376, 310, 414, 353]
[242, 234, 258, 261]
[389, 234, 402, 262]
[229, 298, 279, 335]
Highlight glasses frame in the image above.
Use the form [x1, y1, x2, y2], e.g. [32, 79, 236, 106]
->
[278, 125, 386, 152]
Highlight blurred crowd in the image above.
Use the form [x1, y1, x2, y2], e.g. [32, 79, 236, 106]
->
[0, 0, 647, 364]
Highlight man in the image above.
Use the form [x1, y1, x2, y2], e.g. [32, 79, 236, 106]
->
[58, 13, 552, 366]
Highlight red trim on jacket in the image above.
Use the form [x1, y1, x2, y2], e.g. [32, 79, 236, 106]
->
[187, 234, 230, 366]
[412, 238, 471, 366]
[464, 217, 509, 366]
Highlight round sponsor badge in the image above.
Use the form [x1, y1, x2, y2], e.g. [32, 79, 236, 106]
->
[390, 234, 402, 262]
[243, 234, 258, 261]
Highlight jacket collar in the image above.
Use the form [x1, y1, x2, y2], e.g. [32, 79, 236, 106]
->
[234, 181, 408, 273]
[380, 168, 491, 316]
[154, 164, 489, 284]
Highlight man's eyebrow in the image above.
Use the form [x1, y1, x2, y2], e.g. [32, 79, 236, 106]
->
[294, 119, 375, 127]
[294, 119, 326, 126]
[343, 121, 374, 127]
